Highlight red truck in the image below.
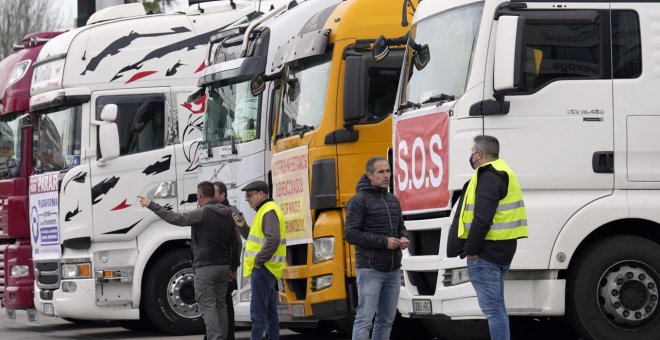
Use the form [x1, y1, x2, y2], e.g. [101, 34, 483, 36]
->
[0, 31, 61, 318]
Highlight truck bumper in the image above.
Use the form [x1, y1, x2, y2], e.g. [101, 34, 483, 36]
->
[398, 278, 566, 318]
[34, 279, 138, 320]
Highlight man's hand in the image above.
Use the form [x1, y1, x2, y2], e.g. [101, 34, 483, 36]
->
[231, 271, 237, 281]
[467, 255, 478, 260]
[233, 213, 247, 228]
[399, 237, 410, 250]
[137, 195, 151, 208]
[387, 237, 401, 250]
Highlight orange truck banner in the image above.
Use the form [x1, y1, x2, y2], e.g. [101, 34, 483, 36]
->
[394, 109, 450, 213]
[272, 145, 313, 245]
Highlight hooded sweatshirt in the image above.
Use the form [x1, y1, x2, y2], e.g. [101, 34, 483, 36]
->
[345, 174, 408, 272]
[148, 199, 237, 269]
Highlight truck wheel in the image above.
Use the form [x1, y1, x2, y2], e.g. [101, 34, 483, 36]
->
[568, 235, 660, 340]
[142, 248, 205, 335]
[421, 319, 490, 340]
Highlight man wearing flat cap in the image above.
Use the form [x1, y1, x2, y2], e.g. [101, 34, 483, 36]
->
[233, 180, 286, 340]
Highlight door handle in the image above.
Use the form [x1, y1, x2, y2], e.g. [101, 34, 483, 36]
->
[592, 151, 614, 173]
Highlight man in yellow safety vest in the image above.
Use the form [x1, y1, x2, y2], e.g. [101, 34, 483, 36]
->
[233, 180, 285, 340]
[448, 135, 528, 340]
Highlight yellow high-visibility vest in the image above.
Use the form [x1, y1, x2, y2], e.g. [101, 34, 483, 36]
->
[243, 200, 287, 279]
[458, 159, 528, 240]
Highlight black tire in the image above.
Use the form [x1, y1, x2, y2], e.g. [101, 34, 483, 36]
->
[331, 316, 354, 337]
[420, 318, 490, 340]
[118, 318, 154, 331]
[567, 235, 660, 340]
[142, 248, 205, 335]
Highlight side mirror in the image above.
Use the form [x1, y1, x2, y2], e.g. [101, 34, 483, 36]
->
[372, 35, 389, 62]
[286, 77, 300, 102]
[494, 15, 525, 92]
[413, 44, 430, 70]
[188, 86, 205, 103]
[250, 73, 266, 97]
[97, 104, 119, 166]
[18, 113, 32, 129]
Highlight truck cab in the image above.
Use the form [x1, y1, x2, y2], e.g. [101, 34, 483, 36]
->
[393, 1, 659, 340]
[271, 0, 417, 334]
[0, 31, 61, 319]
[194, 0, 341, 330]
[27, 2, 257, 334]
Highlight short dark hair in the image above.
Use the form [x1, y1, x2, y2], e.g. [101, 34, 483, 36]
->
[197, 181, 215, 198]
[366, 156, 388, 173]
[213, 181, 227, 197]
[474, 135, 499, 159]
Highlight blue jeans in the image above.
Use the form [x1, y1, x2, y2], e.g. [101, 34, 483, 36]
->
[352, 268, 400, 340]
[467, 257, 510, 340]
[250, 267, 279, 340]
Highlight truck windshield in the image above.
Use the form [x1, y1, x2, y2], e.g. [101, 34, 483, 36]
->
[204, 80, 261, 148]
[0, 113, 23, 179]
[400, 3, 483, 106]
[278, 54, 331, 137]
[34, 106, 82, 173]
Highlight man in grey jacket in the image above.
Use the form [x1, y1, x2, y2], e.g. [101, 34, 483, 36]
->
[138, 181, 237, 340]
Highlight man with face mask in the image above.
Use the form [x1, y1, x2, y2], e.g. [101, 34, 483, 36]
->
[138, 181, 236, 340]
[447, 135, 528, 340]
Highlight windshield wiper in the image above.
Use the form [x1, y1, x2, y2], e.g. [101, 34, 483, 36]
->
[397, 101, 420, 113]
[421, 93, 455, 105]
[290, 125, 313, 138]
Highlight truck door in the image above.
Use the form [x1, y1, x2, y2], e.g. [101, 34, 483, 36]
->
[89, 88, 177, 240]
[484, 8, 614, 267]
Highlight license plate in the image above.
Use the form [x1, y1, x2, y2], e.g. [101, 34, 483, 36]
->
[43, 303, 54, 316]
[291, 304, 305, 317]
[413, 299, 432, 314]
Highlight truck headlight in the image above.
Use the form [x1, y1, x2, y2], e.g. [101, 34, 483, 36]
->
[312, 237, 335, 263]
[442, 267, 469, 287]
[61, 263, 91, 279]
[312, 274, 332, 291]
[240, 289, 251, 302]
[10, 265, 30, 278]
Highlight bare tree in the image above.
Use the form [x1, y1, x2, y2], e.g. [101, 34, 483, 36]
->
[0, 0, 71, 59]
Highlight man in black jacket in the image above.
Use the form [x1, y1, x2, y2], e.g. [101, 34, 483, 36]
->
[345, 156, 409, 340]
[138, 181, 237, 340]
[447, 135, 528, 340]
[213, 181, 242, 340]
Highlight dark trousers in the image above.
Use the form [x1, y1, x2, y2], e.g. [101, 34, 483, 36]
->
[250, 267, 279, 340]
[226, 279, 237, 340]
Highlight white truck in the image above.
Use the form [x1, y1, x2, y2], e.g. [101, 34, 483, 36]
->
[194, 0, 341, 333]
[386, 1, 658, 340]
[27, 1, 261, 334]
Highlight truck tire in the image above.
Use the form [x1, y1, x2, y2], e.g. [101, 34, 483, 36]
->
[420, 318, 490, 340]
[142, 248, 205, 335]
[567, 235, 660, 340]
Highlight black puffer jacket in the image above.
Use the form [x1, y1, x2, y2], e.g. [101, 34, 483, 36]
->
[345, 174, 408, 272]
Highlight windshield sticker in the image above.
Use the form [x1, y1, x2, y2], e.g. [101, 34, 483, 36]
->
[29, 172, 61, 261]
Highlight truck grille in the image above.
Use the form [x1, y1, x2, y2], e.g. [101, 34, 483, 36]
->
[286, 279, 307, 300]
[408, 230, 441, 256]
[35, 261, 60, 289]
[407, 271, 439, 296]
[286, 244, 308, 266]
